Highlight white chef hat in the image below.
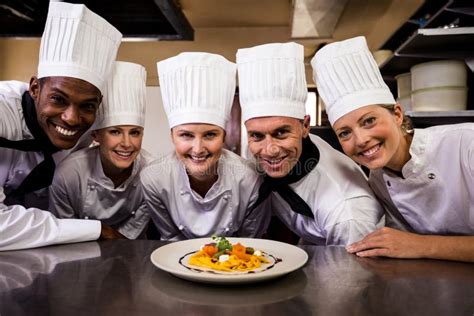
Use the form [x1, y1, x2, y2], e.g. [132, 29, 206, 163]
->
[311, 36, 395, 125]
[237, 42, 307, 122]
[37, 2, 122, 94]
[92, 61, 147, 130]
[157, 52, 236, 129]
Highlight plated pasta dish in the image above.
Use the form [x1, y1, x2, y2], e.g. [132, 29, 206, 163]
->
[180, 236, 278, 274]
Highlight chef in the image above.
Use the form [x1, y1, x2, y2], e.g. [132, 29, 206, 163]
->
[312, 36, 474, 262]
[0, 2, 122, 251]
[237, 42, 384, 245]
[49, 61, 153, 239]
[140, 52, 270, 240]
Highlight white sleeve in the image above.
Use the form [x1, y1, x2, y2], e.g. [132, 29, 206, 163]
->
[0, 188, 101, 251]
[322, 195, 382, 246]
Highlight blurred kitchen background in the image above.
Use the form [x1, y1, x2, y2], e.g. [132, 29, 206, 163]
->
[1, 0, 472, 157]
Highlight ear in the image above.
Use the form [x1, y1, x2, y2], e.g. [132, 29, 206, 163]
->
[170, 128, 176, 145]
[302, 115, 311, 138]
[221, 128, 227, 143]
[98, 94, 103, 106]
[91, 130, 99, 142]
[28, 76, 40, 102]
[393, 103, 404, 127]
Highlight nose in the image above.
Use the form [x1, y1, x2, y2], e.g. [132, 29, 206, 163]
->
[354, 129, 370, 148]
[61, 105, 81, 126]
[262, 136, 280, 157]
[120, 134, 131, 148]
[192, 137, 205, 154]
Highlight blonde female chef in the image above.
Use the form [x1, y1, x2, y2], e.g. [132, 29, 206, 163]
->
[312, 36, 474, 262]
[140, 52, 270, 240]
[49, 61, 153, 239]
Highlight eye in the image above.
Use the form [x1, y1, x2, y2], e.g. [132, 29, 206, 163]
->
[204, 132, 217, 139]
[179, 132, 193, 139]
[50, 95, 66, 105]
[248, 132, 264, 142]
[337, 130, 351, 140]
[108, 129, 121, 136]
[273, 129, 289, 139]
[130, 130, 142, 137]
[80, 103, 98, 113]
[362, 117, 376, 126]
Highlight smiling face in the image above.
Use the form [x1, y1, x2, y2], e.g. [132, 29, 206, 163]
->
[92, 125, 144, 175]
[245, 116, 310, 178]
[171, 124, 225, 181]
[29, 76, 102, 149]
[332, 104, 411, 171]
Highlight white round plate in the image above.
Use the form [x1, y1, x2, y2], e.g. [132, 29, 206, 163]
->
[150, 238, 308, 284]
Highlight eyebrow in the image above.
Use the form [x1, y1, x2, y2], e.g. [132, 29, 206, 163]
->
[175, 128, 220, 134]
[335, 111, 377, 132]
[48, 87, 100, 103]
[357, 111, 376, 124]
[247, 125, 292, 135]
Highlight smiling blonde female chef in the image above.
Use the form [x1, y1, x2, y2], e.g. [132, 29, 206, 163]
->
[312, 36, 474, 262]
[49, 61, 153, 239]
[140, 52, 270, 240]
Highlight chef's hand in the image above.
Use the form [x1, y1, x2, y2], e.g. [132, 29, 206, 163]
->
[99, 223, 128, 240]
[346, 227, 427, 259]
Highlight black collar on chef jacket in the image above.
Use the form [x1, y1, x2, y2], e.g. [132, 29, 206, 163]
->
[0, 91, 60, 205]
[250, 136, 320, 219]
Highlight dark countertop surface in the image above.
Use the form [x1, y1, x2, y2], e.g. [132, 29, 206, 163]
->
[1, 240, 473, 315]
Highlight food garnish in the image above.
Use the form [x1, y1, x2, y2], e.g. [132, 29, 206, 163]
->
[188, 236, 269, 272]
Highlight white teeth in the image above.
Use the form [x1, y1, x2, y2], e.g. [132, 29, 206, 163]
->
[55, 125, 78, 136]
[264, 158, 283, 164]
[191, 155, 207, 161]
[361, 144, 380, 157]
[116, 151, 132, 157]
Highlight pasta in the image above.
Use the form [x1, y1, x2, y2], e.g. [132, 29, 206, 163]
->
[188, 237, 269, 272]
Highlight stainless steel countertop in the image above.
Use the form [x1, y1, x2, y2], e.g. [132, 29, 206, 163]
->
[1, 240, 473, 315]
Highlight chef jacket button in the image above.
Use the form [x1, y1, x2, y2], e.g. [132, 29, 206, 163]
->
[386, 181, 391, 187]
[225, 227, 230, 232]
[18, 170, 24, 175]
[180, 190, 185, 195]
[84, 216, 89, 220]
[90, 185, 96, 190]
[428, 173, 436, 180]
[178, 225, 184, 231]
[131, 211, 136, 215]
[223, 195, 229, 200]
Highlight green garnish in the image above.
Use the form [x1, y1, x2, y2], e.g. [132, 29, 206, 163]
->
[212, 235, 233, 252]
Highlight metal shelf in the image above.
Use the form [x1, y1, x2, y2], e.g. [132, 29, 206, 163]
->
[380, 27, 474, 75]
[406, 110, 474, 117]
[379, 0, 474, 127]
[406, 110, 474, 127]
[397, 27, 474, 59]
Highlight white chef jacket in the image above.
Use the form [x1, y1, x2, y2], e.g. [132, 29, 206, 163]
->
[369, 123, 474, 235]
[0, 81, 101, 251]
[271, 134, 384, 246]
[49, 146, 153, 239]
[140, 149, 270, 240]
